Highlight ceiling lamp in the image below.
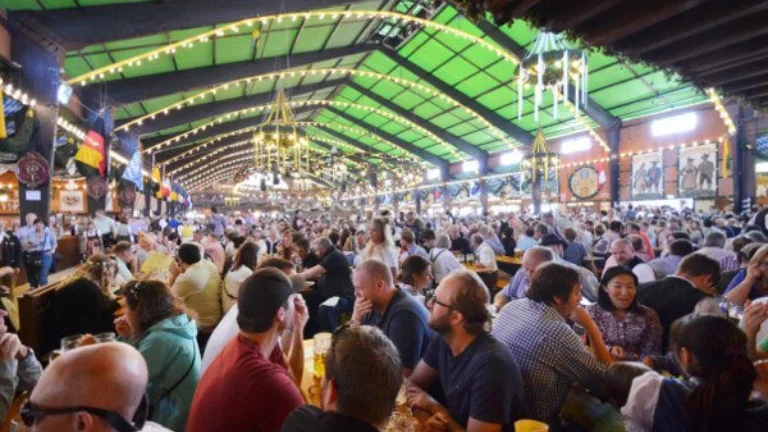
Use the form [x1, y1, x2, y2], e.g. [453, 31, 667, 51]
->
[522, 129, 558, 182]
[253, 87, 309, 176]
[517, 31, 587, 123]
[321, 147, 348, 184]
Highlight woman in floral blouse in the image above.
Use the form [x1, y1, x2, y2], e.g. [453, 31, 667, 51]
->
[586, 266, 662, 360]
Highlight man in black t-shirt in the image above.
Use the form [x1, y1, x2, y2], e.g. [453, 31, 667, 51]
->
[297, 237, 354, 333]
[406, 270, 526, 431]
[352, 259, 432, 376]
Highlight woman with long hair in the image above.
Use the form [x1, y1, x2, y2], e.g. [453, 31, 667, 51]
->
[360, 217, 399, 280]
[222, 241, 259, 313]
[116, 280, 201, 431]
[45, 254, 120, 354]
[586, 267, 662, 360]
[623, 314, 767, 431]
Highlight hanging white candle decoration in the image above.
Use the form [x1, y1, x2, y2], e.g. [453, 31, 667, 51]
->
[517, 31, 588, 122]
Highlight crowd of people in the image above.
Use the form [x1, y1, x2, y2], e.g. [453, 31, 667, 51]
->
[2, 203, 768, 431]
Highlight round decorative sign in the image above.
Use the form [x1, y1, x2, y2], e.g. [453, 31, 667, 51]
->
[119, 186, 137, 207]
[16, 152, 50, 189]
[87, 177, 108, 199]
[568, 166, 601, 200]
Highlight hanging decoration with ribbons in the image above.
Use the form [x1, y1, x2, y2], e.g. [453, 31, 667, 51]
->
[517, 31, 588, 123]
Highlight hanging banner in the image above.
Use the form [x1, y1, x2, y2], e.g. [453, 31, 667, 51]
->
[59, 190, 85, 213]
[678, 142, 717, 198]
[631, 151, 664, 200]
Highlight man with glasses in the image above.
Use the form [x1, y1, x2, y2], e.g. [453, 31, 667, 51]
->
[407, 270, 525, 431]
[351, 259, 432, 377]
[281, 323, 403, 432]
[21, 342, 169, 431]
[494, 247, 553, 311]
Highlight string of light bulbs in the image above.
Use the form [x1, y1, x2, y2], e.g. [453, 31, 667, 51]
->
[114, 67, 516, 150]
[145, 99, 461, 161]
[0, 77, 37, 107]
[554, 89, 609, 152]
[707, 88, 737, 135]
[558, 136, 726, 169]
[163, 120, 423, 167]
[67, 10, 521, 87]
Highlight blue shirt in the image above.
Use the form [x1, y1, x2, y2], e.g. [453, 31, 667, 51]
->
[517, 236, 537, 252]
[24, 228, 57, 253]
[724, 268, 766, 301]
[563, 241, 588, 266]
[501, 270, 529, 301]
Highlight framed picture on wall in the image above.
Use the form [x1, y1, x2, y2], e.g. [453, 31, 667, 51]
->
[59, 190, 85, 213]
[678, 142, 717, 198]
[568, 166, 601, 200]
[631, 151, 664, 200]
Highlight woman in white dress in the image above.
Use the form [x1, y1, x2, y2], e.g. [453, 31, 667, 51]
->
[359, 217, 399, 280]
[222, 241, 259, 313]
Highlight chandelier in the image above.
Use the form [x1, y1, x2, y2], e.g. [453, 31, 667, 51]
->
[253, 87, 309, 176]
[321, 147, 348, 184]
[522, 128, 558, 182]
[517, 30, 588, 123]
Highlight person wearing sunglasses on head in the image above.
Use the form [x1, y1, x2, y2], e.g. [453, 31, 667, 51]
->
[0, 308, 42, 424]
[115, 280, 201, 432]
[21, 342, 171, 431]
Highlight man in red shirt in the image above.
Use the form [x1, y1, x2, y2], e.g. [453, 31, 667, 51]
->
[187, 267, 308, 432]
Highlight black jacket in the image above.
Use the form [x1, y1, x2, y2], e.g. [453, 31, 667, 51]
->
[1, 232, 22, 269]
[636, 276, 709, 351]
[281, 406, 379, 432]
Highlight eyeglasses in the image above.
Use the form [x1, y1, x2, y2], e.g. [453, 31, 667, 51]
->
[325, 321, 356, 380]
[21, 401, 145, 432]
[425, 290, 454, 310]
[123, 280, 144, 305]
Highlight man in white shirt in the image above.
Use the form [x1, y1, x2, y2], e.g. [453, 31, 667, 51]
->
[471, 233, 498, 271]
[92, 209, 117, 248]
[429, 234, 462, 284]
[16, 212, 37, 244]
[603, 238, 657, 284]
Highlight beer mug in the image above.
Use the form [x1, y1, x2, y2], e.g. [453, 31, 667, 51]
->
[313, 332, 332, 378]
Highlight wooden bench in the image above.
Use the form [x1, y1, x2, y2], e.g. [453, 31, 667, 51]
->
[17, 265, 82, 357]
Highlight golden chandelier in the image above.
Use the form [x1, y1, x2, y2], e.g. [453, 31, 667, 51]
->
[253, 87, 310, 175]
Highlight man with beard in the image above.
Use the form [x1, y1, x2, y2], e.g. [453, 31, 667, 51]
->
[406, 270, 525, 431]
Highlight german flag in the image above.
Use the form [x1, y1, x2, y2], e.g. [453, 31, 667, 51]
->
[74, 130, 106, 175]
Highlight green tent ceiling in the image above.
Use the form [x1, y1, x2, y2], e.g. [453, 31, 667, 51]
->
[4, 0, 709, 187]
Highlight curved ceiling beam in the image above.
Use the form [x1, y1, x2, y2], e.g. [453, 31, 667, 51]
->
[100, 45, 373, 106]
[377, 47, 533, 147]
[143, 99, 461, 161]
[345, 81, 488, 162]
[11, 0, 373, 50]
[158, 118, 416, 167]
[119, 78, 348, 136]
[116, 66, 516, 150]
[172, 138, 369, 179]
[65, 10, 520, 86]
[325, 107, 448, 171]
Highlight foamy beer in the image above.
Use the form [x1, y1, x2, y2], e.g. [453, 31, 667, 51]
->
[313, 332, 332, 378]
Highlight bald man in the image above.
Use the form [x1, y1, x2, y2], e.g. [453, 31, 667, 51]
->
[494, 247, 554, 311]
[352, 259, 432, 377]
[24, 342, 170, 431]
